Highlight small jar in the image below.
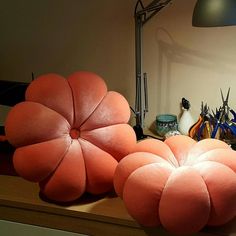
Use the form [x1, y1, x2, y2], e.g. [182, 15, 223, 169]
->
[156, 114, 178, 137]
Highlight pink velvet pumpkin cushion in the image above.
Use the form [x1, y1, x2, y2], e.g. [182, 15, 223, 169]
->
[114, 135, 236, 235]
[5, 71, 136, 202]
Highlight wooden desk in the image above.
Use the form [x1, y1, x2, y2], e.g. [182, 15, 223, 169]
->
[0, 175, 235, 236]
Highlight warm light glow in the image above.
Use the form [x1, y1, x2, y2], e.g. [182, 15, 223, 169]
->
[193, 0, 236, 27]
[207, 0, 224, 14]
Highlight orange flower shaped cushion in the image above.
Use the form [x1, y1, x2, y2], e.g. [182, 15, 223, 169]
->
[114, 135, 236, 235]
[5, 71, 136, 202]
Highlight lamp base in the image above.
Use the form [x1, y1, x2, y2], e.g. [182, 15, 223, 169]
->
[133, 124, 147, 140]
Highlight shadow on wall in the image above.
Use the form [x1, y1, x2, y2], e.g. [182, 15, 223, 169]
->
[154, 28, 236, 115]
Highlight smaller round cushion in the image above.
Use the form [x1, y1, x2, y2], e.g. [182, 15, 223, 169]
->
[114, 135, 236, 235]
[5, 71, 136, 202]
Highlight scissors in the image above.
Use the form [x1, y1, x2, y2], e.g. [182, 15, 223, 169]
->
[211, 88, 236, 138]
[210, 110, 226, 138]
[197, 103, 212, 141]
[219, 88, 230, 122]
[189, 102, 210, 140]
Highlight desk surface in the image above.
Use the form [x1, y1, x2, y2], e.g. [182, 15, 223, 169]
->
[0, 175, 235, 236]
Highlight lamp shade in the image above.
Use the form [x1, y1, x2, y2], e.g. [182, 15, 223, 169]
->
[192, 0, 236, 27]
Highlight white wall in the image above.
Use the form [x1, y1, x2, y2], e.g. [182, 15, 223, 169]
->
[1, 0, 236, 131]
[0, 0, 135, 125]
[142, 0, 236, 130]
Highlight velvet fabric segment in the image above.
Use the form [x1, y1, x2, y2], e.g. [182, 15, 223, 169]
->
[113, 135, 236, 235]
[5, 71, 136, 202]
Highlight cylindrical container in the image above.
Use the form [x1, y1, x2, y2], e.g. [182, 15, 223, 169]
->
[156, 114, 178, 137]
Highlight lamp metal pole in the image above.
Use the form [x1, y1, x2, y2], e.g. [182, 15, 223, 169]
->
[134, 0, 173, 139]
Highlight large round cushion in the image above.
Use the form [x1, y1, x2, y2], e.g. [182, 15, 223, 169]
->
[5, 71, 136, 202]
[114, 135, 236, 234]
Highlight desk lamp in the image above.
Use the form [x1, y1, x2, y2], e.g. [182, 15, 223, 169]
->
[133, 0, 236, 140]
[133, 0, 173, 140]
[193, 0, 236, 27]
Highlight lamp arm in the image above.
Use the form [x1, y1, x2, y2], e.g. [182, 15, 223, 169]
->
[134, 0, 173, 133]
[135, 0, 173, 22]
[144, 72, 148, 114]
[134, 14, 142, 127]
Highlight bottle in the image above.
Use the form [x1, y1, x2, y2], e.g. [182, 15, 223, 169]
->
[178, 98, 195, 136]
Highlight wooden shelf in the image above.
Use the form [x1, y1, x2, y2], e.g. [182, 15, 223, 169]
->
[0, 175, 235, 236]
